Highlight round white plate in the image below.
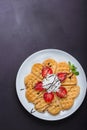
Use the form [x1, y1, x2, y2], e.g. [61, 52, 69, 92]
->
[16, 49, 87, 121]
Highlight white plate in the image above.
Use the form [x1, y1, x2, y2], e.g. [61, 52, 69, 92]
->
[16, 49, 87, 121]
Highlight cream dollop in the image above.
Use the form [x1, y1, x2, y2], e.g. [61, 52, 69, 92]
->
[42, 74, 61, 93]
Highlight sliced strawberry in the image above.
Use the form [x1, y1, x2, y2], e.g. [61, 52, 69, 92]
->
[43, 92, 54, 102]
[42, 66, 53, 77]
[57, 72, 67, 82]
[35, 82, 44, 91]
[56, 86, 67, 98]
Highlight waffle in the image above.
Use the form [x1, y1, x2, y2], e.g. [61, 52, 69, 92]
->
[31, 63, 44, 80]
[61, 74, 77, 86]
[43, 58, 57, 73]
[47, 94, 61, 115]
[59, 96, 74, 110]
[34, 95, 49, 113]
[24, 58, 80, 115]
[56, 62, 70, 73]
[59, 86, 80, 110]
[63, 85, 73, 92]
[67, 86, 80, 99]
[25, 88, 44, 103]
[24, 73, 41, 89]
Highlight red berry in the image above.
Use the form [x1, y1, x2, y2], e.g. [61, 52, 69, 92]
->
[57, 72, 67, 82]
[43, 92, 54, 102]
[56, 86, 67, 98]
[42, 66, 53, 77]
[35, 82, 44, 91]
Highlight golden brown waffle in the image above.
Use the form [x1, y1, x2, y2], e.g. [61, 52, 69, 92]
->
[59, 96, 74, 110]
[35, 105, 49, 113]
[61, 74, 77, 86]
[24, 59, 80, 115]
[56, 62, 70, 73]
[31, 63, 44, 80]
[67, 86, 80, 99]
[25, 88, 44, 103]
[34, 96, 49, 113]
[63, 85, 73, 92]
[47, 95, 61, 115]
[24, 73, 41, 89]
[43, 58, 57, 73]
[59, 86, 80, 110]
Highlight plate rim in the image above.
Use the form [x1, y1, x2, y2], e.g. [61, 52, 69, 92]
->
[16, 49, 87, 121]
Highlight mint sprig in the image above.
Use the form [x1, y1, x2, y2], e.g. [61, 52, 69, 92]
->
[68, 61, 79, 76]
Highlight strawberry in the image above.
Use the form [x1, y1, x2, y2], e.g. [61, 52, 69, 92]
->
[35, 82, 44, 91]
[57, 72, 67, 82]
[43, 92, 54, 102]
[56, 86, 67, 98]
[42, 66, 53, 77]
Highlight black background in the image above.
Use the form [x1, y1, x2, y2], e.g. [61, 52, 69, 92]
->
[0, 0, 87, 130]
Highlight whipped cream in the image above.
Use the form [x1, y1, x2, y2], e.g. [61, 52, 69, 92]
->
[42, 74, 61, 93]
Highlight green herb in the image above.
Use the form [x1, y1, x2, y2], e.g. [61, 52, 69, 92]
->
[68, 61, 79, 76]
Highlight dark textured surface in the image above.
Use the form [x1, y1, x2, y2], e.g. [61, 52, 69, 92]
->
[0, 0, 87, 129]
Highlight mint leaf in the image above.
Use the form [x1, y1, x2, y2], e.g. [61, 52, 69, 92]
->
[68, 61, 79, 76]
[70, 65, 76, 70]
[72, 65, 77, 70]
[74, 71, 79, 75]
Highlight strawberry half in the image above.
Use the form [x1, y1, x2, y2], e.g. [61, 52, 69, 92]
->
[42, 66, 53, 78]
[56, 86, 67, 98]
[57, 72, 67, 82]
[35, 81, 44, 91]
[43, 92, 54, 103]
